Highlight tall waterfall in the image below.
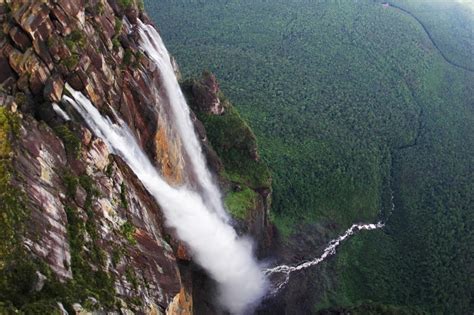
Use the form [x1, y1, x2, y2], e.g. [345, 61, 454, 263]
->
[64, 88, 267, 314]
[137, 20, 228, 222]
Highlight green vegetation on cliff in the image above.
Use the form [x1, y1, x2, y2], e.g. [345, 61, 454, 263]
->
[0, 108, 37, 313]
[182, 76, 271, 220]
[0, 141, 115, 314]
[53, 124, 82, 158]
[63, 173, 117, 310]
[0, 107, 23, 262]
[146, 0, 474, 313]
[0, 109, 119, 313]
[198, 100, 271, 190]
[224, 187, 258, 220]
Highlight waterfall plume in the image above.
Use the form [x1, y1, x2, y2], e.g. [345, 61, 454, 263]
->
[64, 88, 267, 314]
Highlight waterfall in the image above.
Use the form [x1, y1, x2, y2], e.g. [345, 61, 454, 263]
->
[133, 20, 387, 300]
[63, 19, 389, 311]
[265, 222, 384, 294]
[137, 20, 228, 222]
[64, 88, 267, 315]
[52, 103, 71, 121]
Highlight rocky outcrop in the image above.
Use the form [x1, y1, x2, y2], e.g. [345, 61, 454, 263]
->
[180, 74, 275, 313]
[191, 72, 224, 115]
[183, 73, 274, 257]
[0, 0, 189, 179]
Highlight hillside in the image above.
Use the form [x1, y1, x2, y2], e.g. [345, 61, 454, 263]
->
[145, 0, 474, 313]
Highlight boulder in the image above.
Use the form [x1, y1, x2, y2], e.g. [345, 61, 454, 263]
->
[44, 75, 64, 103]
[13, 2, 53, 42]
[8, 48, 50, 88]
[0, 57, 17, 90]
[56, 0, 83, 20]
[66, 69, 87, 91]
[9, 26, 32, 52]
[191, 72, 225, 115]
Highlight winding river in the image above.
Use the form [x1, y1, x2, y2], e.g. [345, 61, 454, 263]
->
[385, 2, 474, 72]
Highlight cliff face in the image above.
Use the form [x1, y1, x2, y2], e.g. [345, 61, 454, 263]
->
[0, 1, 271, 314]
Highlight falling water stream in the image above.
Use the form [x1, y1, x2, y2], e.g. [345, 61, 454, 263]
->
[137, 20, 228, 222]
[264, 190, 394, 294]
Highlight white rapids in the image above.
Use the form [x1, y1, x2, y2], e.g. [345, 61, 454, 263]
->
[264, 221, 385, 294]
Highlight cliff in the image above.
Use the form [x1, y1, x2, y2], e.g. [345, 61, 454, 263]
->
[182, 73, 273, 257]
[0, 0, 271, 314]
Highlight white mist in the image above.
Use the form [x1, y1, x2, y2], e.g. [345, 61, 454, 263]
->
[64, 88, 267, 314]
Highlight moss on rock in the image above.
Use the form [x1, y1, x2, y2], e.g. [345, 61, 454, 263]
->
[53, 124, 82, 159]
[0, 107, 25, 266]
[224, 187, 258, 220]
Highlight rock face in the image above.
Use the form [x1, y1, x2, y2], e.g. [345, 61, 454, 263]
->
[0, 0, 272, 314]
[191, 72, 224, 115]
